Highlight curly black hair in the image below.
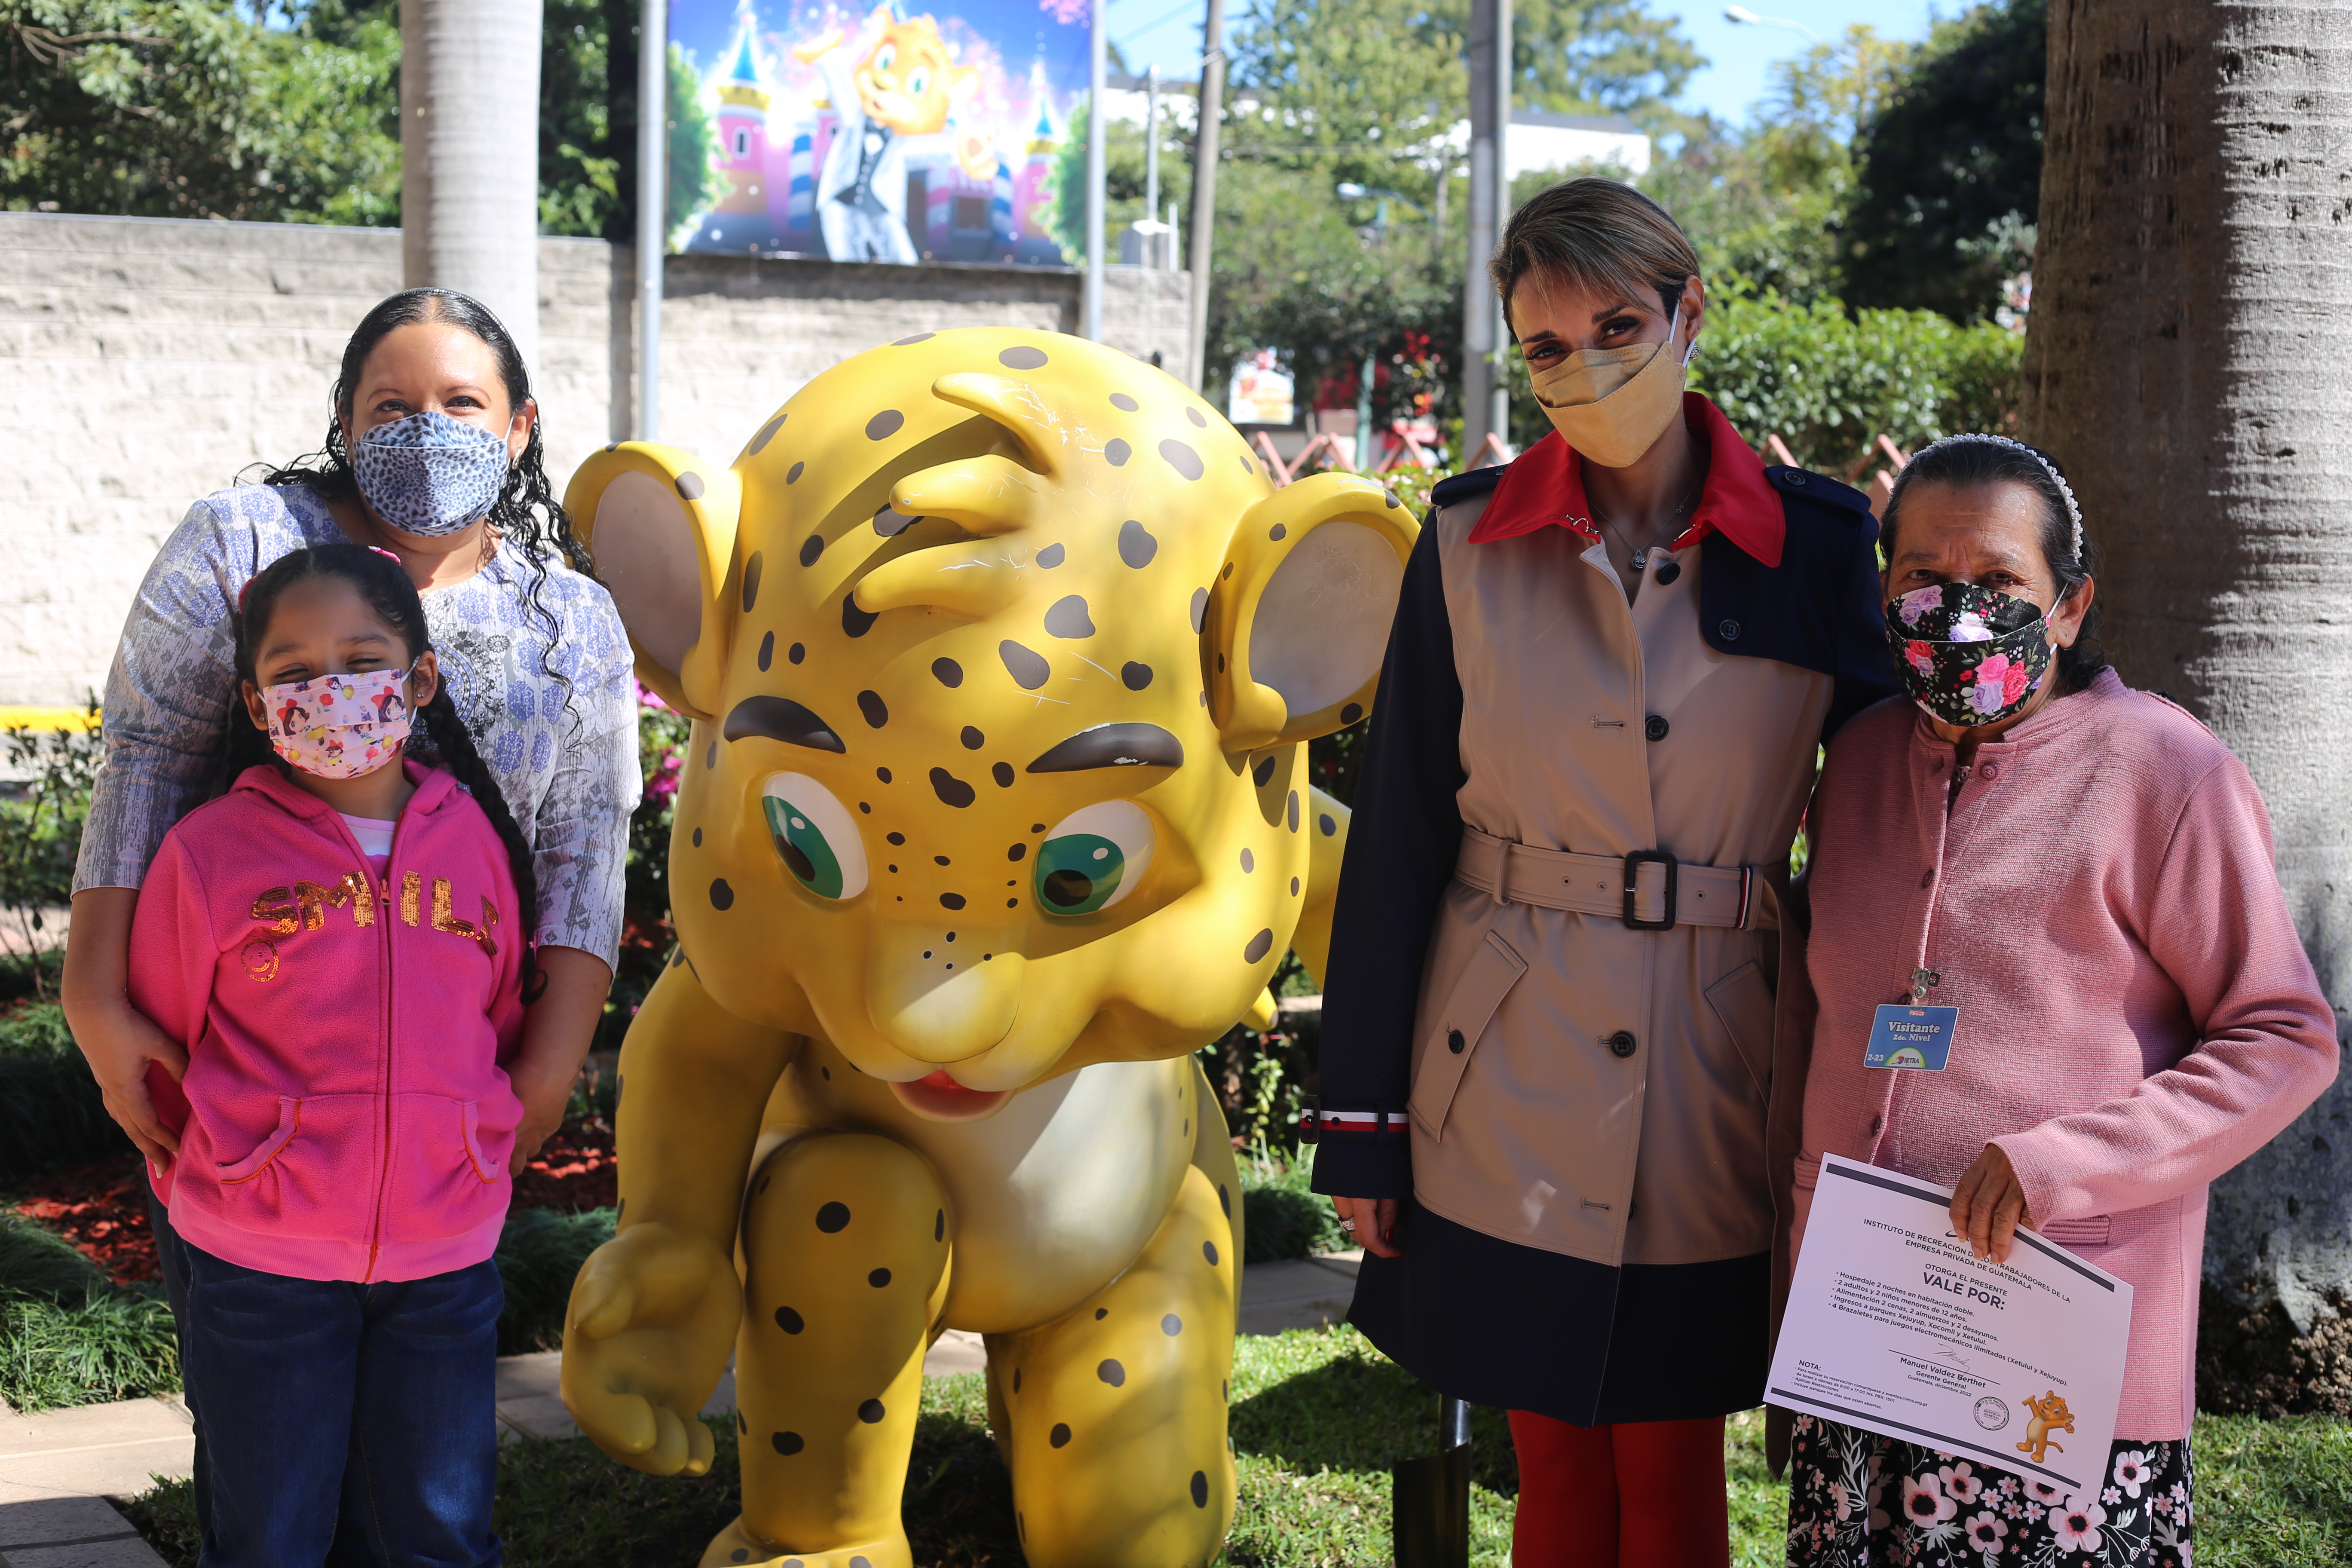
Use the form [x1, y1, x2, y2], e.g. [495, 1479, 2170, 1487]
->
[220, 544, 545, 1003]
[259, 287, 594, 700]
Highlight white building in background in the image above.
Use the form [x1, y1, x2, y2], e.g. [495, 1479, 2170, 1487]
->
[1506, 110, 1651, 179]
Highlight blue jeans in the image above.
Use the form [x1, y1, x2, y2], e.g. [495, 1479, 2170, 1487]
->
[179, 1241, 504, 1568]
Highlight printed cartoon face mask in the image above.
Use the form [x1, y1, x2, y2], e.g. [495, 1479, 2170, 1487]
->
[352, 410, 509, 537]
[258, 665, 415, 779]
[1886, 582, 2054, 727]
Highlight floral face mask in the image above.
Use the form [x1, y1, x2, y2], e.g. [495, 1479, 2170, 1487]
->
[1886, 582, 2054, 728]
[257, 665, 415, 779]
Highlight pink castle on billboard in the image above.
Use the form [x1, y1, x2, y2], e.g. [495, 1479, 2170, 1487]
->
[675, 0, 1084, 266]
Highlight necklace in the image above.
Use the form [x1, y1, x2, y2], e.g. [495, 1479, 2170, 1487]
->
[1592, 475, 1704, 571]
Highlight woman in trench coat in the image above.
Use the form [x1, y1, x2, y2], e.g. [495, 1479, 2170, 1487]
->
[1309, 179, 1899, 1566]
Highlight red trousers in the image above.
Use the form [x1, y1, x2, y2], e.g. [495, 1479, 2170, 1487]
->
[1507, 1409, 1729, 1568]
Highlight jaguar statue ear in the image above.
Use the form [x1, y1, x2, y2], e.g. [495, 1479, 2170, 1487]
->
[564, 443, 746, 721]
[1200, 472, 1420, 753]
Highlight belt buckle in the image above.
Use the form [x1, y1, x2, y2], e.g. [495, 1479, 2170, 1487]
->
[1621, 849, 1678, 930]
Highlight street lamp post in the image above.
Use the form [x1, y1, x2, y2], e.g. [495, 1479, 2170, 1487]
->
[1084, 0, 1107, 342]
[1185, 0, 1228, 391]
[1336, 183, 1430, 469]
[1461, 0, 1511, 466]
[635, 0, 665, 441]
[1722, 5, 1822, 42]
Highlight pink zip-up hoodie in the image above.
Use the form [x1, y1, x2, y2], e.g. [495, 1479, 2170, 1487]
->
[131, 761, 527, 1283]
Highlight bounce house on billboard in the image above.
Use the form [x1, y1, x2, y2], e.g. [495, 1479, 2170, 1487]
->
[676, 0, 1079, 266]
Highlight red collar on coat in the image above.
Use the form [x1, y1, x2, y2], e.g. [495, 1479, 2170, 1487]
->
[1466, 392, 1786, 568]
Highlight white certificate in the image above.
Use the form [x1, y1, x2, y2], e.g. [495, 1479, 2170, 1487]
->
[1767, 1154, 2135, 1496]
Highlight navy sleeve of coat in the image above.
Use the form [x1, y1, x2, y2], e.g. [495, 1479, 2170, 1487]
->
[1309, 521, 1466, 1200]
[1822, 506, 1900, 744]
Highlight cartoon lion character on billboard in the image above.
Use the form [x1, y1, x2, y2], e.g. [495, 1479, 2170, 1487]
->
[797, 6, 978, 263]
[556, 328, 1416, 1567]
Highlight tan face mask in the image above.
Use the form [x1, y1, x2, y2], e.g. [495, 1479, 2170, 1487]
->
[1526, 301, 1694, 469]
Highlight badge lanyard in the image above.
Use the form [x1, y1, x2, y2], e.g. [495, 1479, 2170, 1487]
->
[1868, 967, 1957, 1071]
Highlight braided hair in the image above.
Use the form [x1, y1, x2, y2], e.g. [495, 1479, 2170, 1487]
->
[258, 287, 594, 701]
[220, 544, 545, 1002]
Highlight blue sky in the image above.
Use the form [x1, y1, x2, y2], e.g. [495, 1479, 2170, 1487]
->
[1106, 0, 1939, 131]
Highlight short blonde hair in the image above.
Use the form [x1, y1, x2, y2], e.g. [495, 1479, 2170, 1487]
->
[1489, 178, 1701, 329]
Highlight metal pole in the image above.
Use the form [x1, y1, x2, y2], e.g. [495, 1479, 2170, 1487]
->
[1084, 0, 1106, 341]
[1144, 66, 1161, 240]
[1185, 0, 1226, 390]
[1487, 0, 1513, 450]
[1461, 0, 1498, 462]
[635, 0, 666, 441]
[1356, 350, 1375, 471]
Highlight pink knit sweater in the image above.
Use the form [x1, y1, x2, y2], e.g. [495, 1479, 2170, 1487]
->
[1791, 671, 2337, 1439]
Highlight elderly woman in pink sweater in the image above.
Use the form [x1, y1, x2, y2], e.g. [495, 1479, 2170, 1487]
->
[1781, 434, 2337, 1568]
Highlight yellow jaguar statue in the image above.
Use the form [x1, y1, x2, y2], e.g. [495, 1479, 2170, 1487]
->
[556, 328, 1417, 1568]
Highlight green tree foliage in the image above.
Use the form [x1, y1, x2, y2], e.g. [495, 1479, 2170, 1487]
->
[663, 38, 720, 242]
[1689, 284, 2023, 475]
[538, 0, 622, 236]
[1205, 0, 1707, 423]
[0, 0, 400, 223]
[1843, 0, 2043, 321]
[1049, 106, 1194, 267]
[1510, 0, 1701, 119]
[1629, 24, 1912, 306]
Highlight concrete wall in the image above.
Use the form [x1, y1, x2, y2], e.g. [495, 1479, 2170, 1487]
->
[0, 211, 1190, 707]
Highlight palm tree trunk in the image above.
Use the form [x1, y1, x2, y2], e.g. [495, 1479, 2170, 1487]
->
[399, 0, 546, 369]
[2024, 0, 2352, 1396]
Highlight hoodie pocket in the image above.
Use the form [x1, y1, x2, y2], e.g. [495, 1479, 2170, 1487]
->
[201, 1093, 380, 1241]
[214, 1098, 300, 1184]
[382, 1094, 512, 1245]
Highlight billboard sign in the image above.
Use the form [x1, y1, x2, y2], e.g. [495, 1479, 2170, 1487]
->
[1227, 350, 1295, 427]
[668, 0, 1089, 266]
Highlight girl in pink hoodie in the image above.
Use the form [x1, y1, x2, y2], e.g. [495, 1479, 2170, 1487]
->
[130, 543, 562, 1567]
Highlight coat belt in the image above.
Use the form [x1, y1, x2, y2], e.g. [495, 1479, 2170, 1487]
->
[1454, 826, 1772, 931]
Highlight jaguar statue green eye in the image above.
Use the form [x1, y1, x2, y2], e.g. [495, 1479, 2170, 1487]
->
[760, 773, 868, 900]
[1034, 800, 1155, 916]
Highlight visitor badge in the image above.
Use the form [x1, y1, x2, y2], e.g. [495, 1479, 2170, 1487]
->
[1865, 1004, 1959, 1071]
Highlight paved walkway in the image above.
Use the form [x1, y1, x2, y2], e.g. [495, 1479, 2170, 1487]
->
[0, 1252, 1363, 1560]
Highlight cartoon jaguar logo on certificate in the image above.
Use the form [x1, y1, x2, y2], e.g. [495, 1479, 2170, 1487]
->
[2016, 1390, 2076, 1464]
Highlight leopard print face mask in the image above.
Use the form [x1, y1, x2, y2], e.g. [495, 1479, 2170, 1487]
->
[353, 410, 509, 538]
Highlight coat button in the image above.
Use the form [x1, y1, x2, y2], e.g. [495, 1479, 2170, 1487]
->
[1979, 761, 2001, 780]
[1654, 560, 1682, 586]
[1785, 470, 1811, 487]
[1870, 1114, 1885, 1136]
[1920, 868, 1935, 888]
[1718, 618, 1742, 641]
[1608, 1030, 1637, 1059]
[1645, 714, 1670, 742]
[1447, 1028, 1466, 1055]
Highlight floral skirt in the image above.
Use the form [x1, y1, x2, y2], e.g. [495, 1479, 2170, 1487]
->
[1785, 1415, 2193, 1567]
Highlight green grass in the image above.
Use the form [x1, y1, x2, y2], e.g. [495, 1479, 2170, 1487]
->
[2195, 1414, 2352, 1565]
[0, 1211, 180, 1412]
[119, 1327, 2352, 1567]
